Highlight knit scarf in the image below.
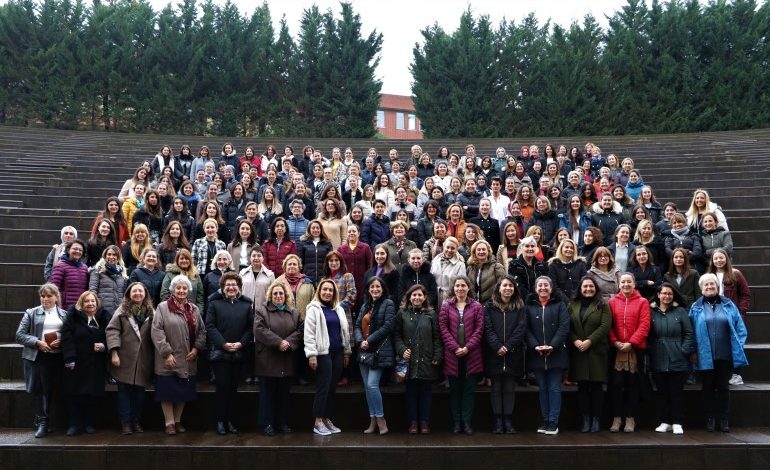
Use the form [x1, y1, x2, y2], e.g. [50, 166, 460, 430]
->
[167, 296, 196, 346]
[284, 272, 305, 293]
[670, 226, 688, 241]
[128, 303, 148, 326]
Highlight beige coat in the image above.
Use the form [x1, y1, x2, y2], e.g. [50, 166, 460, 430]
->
[151, 300, 207, 378]
[273, 275, 315, 320]
[106, 306, 155, 387]
[319, 216, 348, 250]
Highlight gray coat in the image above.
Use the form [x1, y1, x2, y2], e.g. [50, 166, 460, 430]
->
[106, 306, 155, 387]
[88, 263, 128, 315]
[16, 306, 68, 392]
[253, 303, 303, 377]
[151, 301, 207, 378]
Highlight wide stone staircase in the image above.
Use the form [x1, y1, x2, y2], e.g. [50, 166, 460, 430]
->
[0, 126, 768, 467]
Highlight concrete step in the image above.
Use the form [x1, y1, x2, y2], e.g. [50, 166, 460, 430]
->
[0, 244, 52, 263]
[0, 264, 42, 285]
[0, 214, 93, 231]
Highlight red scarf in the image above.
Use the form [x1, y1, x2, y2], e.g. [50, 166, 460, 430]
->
[168, 296, 196, 347]
[284, 272, 305, 293]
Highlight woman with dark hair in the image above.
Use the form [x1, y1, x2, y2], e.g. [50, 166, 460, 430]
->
[160, 249, 205, 314]
[16, 283, 67, 438]
[262, 217, 296, 278]
[701, 212, 734, 260]
[296, 220, 334, 285]
[319, 198, 348, 250]
[568, 276, 611, 433]
[88, 244, 128, 316]
[630, 245, 663, 301]
[119, 166, 151, 203]
[206, 272, 253, 435]
[608, 274, 651, 433]
[665, 213, 705, 273]
[355, 276, 396, 434]
[305, 280, 352, 435]
[222, 183, 248, 238]
[129, 248, 166, 306]
[226, 219, 257, 271]
[322, 251, 357, 344]
[86, 219, 118, 268]
[106, 282, 155, 434]
[689, 273, 747, 432]
[439, 276, 485, 435]
[496, 221, 520, 269]
[254, 281, 302, 435]
[394, 284, 442, 434]
[525, 276, 570, 435]
[159, 221, 191, 267]
[338, 224, 372, 316]
[50, 239, 89, 310]
[580, 227, 603, 268]
[664, 247, 701, 309]
[194, 201, 230, 245]
[132, 189, 164, 245]
[707, 248, 751, 316]
[364, 244, 399, 304]
[61, 291, 110, 436]
[123, 183, 146, 234]
[483, 275, 526, 434]
[164, 196, 196, 243]
[649, 283, 694, 435]
[587, 246, 621, 302]
[633, 219, 667, 271]
[466, 240, 507, 305]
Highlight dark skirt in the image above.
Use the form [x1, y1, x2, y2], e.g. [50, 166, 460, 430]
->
[154, 375, 197, 402]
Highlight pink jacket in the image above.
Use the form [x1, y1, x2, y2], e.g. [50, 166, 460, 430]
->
[439, 297, 484, 376]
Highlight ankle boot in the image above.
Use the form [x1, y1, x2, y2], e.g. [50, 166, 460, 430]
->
[492, 415, 504, 434]
[623, 417, 636, 433]
[503, 416, 516, 434]
[376, 416, 388, 435]
[34, 417, 48, 438]
[719, 417, 731, 433]
[580, 415, 591, 433]
[364, 417, 377, 434]
[590, 416, 601, 433]
[610, 416, 622, 433]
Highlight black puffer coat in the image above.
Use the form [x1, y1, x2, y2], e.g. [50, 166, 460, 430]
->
[483, 300, 527, 376]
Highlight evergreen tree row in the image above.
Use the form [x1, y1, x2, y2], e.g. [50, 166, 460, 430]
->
[412, 0, 770, 138]
[0, 0, 383, 137]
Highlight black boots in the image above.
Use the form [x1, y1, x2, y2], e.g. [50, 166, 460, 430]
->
[34, 417, 48, 438]
[590, 416, 601, 433]
[503, 416, 516, 434]
[492, 416, 504, 434]
[580, 415, 591, 433]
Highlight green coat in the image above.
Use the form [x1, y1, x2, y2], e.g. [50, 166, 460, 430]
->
[568, 299, 612, 383]
[649, 303, 694, 372]
[393, 306, 443, 381]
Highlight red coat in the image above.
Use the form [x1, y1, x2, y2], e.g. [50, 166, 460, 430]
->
[262, 238, 296, 278]
[439, 297, 485, 376]
[337, 242, 373, 313]
[723, 270, 751, 316]
[608, 289, 651, 350]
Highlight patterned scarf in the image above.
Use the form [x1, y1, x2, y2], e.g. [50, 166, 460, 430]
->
[167, 296, 196, 346]
[284, 271, 305, 293]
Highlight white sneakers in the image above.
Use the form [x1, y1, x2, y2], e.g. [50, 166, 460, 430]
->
[313, 422, 332, 436]
[729, 374, 744, 385]
[656, 422, 684, 434]
[655, 423, 672, 433]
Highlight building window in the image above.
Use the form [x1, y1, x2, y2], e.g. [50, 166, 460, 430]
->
[396, 112, 405, 130]
[408, 113, 416, 130]
[376, 110, 385, 128]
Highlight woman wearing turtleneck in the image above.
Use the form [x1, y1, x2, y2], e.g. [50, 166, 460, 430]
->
[304, 280, 351, 436]
[16, 283, 68, 438]
[106, 283, 155, 435]
[254, 282, 303, 436]
[60, 291, 110, 436]
[689, 273, 747, 433]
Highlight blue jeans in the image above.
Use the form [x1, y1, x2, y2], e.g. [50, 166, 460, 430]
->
[359, 364, 384, 417]
[533, 368, 563, 424]
[117, 382, 145, 423]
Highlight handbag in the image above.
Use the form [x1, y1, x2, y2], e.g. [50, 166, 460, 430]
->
[358, 337, 387, 367]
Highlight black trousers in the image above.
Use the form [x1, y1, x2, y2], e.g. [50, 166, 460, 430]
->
[610, 369, 640, 417]
[258, 376, 292, 427]
[577, 380, 604, 418]
[29, 353, 63, 421]
[312, 351, 343, 418]
[211, 361, 242, 423]
[66, 395, 97, 429]
[490, 374, 516, 416]
[701, 359, 732, 419]
[653, 371, 686, 424]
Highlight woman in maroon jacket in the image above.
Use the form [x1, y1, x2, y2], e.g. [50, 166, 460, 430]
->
[337, 224, 373, 316]
[439, 276, 484, 435]
[608, 273, 651, 433]
[50, 240, 90, 310]
[262, 217, 296, 278]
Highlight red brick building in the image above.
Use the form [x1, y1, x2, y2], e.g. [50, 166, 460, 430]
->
[375, 94, 423, 139]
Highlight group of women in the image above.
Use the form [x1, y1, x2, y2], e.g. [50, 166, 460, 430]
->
[20, 142, 750, 437]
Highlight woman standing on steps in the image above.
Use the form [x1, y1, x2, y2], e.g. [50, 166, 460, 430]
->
[50, 239, 89, 310]
[16, 284, 67, 438]
[354, 277, 396, 435]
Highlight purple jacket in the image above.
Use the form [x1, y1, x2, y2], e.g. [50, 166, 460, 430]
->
[439, 297, 484, 376]
[50, 259, 89, 309]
